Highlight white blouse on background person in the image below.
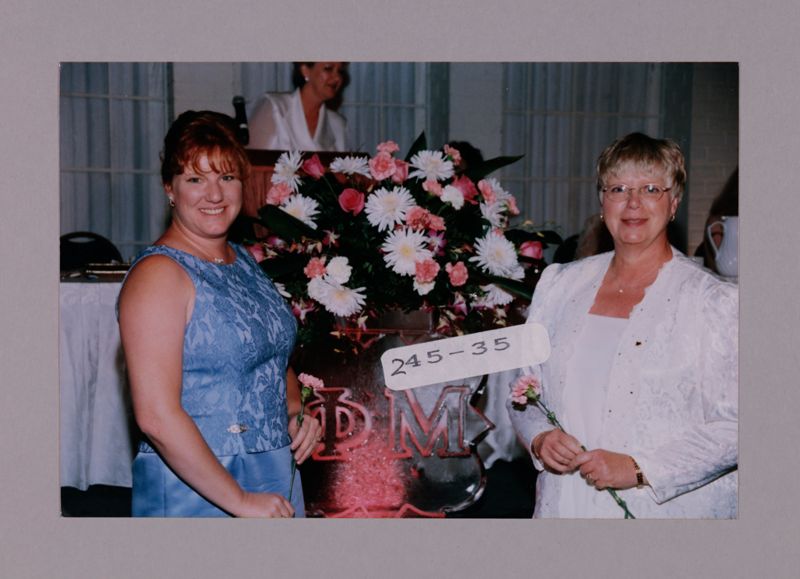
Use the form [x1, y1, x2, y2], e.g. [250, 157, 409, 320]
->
[247, 88, 348, 152]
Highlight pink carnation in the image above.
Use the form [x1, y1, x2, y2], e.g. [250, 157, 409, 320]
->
[445, 261, 468, 287]
[302, 154, 326, 180]
[414, 258, 440, 284]
[519, 240, 543, 260]
[338, 188, 365, 215]
[427, 213, 446, 231]
[369, 151, 397, 181]
[477, 179, 497, 203]
[452, 175, 479, 205]
[391, 159, 409, 184]
[510, 374, 541, 405]
[443, 144, 462, 166]
[298, 372, 325, 390]
[266, 182, 293, 205]
[303, 257, 327, 279]
[422, 179, 443, 196]
[376, 140, 400, 155]
[405, 206, 430, 230]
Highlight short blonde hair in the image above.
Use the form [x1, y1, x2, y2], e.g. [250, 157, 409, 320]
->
[596, 132, 686, 203]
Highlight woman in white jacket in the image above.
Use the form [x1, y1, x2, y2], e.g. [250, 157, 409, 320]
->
[508, 133, 737, 518]
[247, 62, 349, 152]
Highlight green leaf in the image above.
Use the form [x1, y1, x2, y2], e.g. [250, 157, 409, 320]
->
[257, 204, 323, 241]
[465, 154, 525, 182]
[403, 132, 428, 162]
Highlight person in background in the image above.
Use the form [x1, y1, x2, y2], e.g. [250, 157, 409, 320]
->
[247, 62, 349, 152]
[118, 110, 321, 517]
[508, 132, 738, 518]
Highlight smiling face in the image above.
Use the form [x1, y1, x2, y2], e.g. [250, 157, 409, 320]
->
[601, 162, 679, 251]
[166, 153, 242, 241]
[301, 62, 346, 103]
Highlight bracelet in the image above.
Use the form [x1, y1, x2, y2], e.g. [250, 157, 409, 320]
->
[630, 456, 644, 488]
[531, 434, 543, 460]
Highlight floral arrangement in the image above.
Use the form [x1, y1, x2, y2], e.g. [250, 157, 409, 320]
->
[246, 134, 561, 352]
[510, 374, 635, 519]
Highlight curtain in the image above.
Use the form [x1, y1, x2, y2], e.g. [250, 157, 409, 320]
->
[60, 63, 170, 261]
[501, 63, 663, 238]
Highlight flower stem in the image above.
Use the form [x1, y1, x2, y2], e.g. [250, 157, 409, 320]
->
[536, 398, 636, 519]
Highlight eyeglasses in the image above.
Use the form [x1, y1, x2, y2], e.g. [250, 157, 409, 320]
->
[601, 184, 672, 202]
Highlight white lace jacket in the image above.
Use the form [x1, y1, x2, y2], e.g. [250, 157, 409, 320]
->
[508, 248, 738, 518]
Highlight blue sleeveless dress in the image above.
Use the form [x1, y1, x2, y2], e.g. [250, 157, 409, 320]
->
[124, 243, 304, 517]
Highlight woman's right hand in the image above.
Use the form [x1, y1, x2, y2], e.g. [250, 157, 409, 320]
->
[235, 491, 295, 518]
[532, 429, 583, 473]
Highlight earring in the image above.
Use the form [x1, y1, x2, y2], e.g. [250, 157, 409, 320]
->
[168, 197, 175, 208]
[670, 214, 676, 222]
[304, 76, 309, 82]
[599, 213, 604, 221]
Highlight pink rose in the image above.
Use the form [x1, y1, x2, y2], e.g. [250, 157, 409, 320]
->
[391, 159, 409, 184]
[302, 154, 326, 180]
[338, 188, 365, 215]
[246, 243, 266, 262]
[376, 140, 400, 155]
[414, 259, 440, 284]
[266, 182, 293, 205]
[422, 179, 443, 196]
[452, 175, 479, 205]
[369, 151, 397, 181]
[303, 257, 327, 279]
[443, 144, 462, 166]
[445, 261, 468, 287]
[519, 240, 543, 260]
[477, 179, 497, 203]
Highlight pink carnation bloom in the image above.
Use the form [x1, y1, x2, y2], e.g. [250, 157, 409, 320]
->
[303, 257, 327, 279]
[338, 188, 365, 215]
[302, 154, 326, 180]
[511, 374, 541, 404]
[427, 213, 446, 232]
[369, 151, 397, 181]
[519, 240, 544, 260]
[445, 261, 468, 287]
[376, 140, 400, 155]
[266, 182, 293, 205]
[477, 179, 497, 203]
[414, 258, 440, 284]
[452, 175, 479, 205]
[405, 206, 431, 230]
[391, 159, 409, 184]
[422, 179, 443, 196]
[298, 373, 325, 390]
[443, 144, 462, 166]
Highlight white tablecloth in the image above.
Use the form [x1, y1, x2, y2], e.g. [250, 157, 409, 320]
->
[60, 281, 134, 490]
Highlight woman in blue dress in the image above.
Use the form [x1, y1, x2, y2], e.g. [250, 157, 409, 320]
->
[118, 111, 321, 517]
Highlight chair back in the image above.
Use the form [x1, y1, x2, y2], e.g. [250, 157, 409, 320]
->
[60, 231, 123, 271]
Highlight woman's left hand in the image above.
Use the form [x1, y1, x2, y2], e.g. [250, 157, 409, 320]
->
[288, 413, 322, 464]
[569, 449, 640, 490]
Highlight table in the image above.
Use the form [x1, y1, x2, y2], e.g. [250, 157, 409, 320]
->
[60, 280, 135, 490]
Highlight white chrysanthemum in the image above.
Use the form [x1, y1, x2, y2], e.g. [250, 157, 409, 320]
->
[441, 184, 465, 210]
[307, 277, 365, 317]
[364, 186, 416, 232]
[482, 177, 511, 200]
[272, 281, 292, 299]
[271, 151, 304, 192]
[413, 280, 436, 296]
[480, 201, 507, 228]
[329, 155, 371, 177]
[280, 194, 319, 229]
[477, 284, 515, 307]
[381, 228, 432, 276]
[408, 150, 455, 182]
[469, 231, 524, 279]
[325, 256, 352, 284]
